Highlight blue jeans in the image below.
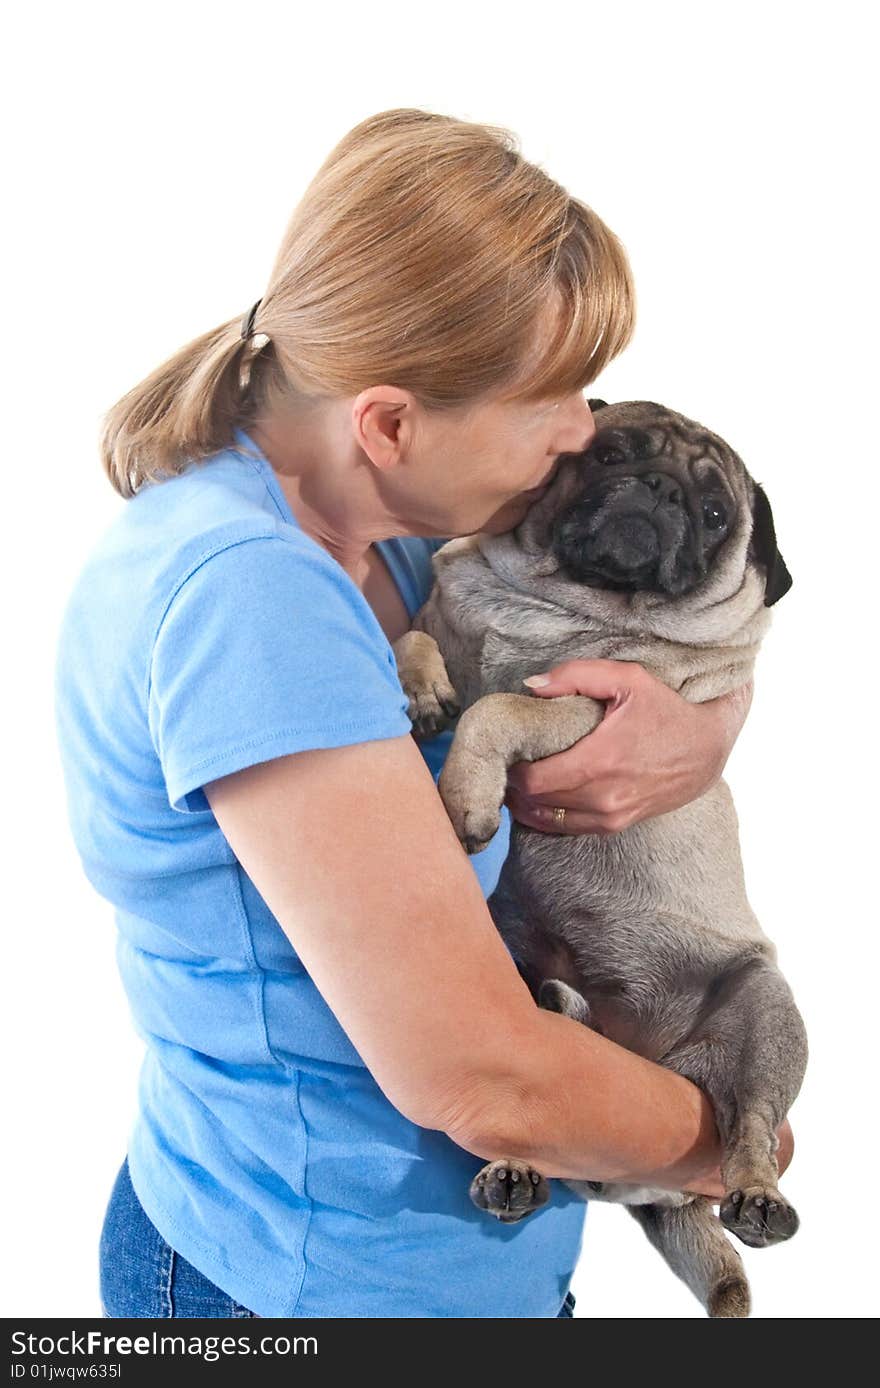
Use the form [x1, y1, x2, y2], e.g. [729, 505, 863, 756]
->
[100, 1156, 577, 1319]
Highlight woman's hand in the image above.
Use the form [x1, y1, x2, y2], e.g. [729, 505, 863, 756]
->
[504, 660, 753, 835]
[775, 1118, 795, 1180]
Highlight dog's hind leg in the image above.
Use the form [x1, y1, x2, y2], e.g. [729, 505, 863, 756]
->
[542, 982, 751, 1316]
[664, 956, 808, 1250]
[627, 1199, 750, 1318]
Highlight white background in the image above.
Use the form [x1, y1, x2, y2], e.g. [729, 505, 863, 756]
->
[3, 0, 876, 1320]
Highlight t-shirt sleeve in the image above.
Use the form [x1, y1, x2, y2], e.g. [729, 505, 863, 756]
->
[148, 534, 413, 814]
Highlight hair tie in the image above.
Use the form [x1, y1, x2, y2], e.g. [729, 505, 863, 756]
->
[240, 298, 263, 341]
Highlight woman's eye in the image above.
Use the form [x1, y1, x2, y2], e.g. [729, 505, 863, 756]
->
[703, 499, 727, 530]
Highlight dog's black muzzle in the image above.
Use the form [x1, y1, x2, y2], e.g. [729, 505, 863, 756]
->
[551, 471, 708, 596]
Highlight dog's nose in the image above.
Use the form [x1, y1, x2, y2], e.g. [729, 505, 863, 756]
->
[642, 473, 684, 507]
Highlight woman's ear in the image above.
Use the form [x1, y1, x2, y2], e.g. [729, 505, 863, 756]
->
[749, 482, 793, 607]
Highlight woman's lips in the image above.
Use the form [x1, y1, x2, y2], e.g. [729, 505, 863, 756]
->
[522, 478, 552, 498]
[524, 458, 562, 498]
[512, 460, 561, 506]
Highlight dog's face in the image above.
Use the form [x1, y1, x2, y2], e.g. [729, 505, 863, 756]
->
[510, 400, 791, 610]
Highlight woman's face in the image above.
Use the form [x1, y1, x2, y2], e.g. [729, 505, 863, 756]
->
[386, 387, 597, 538]
[411, 388, 598, 536]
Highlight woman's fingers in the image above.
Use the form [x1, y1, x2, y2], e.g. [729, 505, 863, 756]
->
[775, 1119, 795, 1178]
[503, 787, 636, 837]
[523, 658, 641, 703]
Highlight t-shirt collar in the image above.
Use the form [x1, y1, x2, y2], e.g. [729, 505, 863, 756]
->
[232, 426, 300, 531]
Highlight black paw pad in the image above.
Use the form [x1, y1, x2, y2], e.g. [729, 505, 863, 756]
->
[470, 1159, 551, 1223]
[720, 1187, 799, 1247]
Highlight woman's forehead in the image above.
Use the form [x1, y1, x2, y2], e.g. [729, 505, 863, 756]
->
[496, 291, 574, 403]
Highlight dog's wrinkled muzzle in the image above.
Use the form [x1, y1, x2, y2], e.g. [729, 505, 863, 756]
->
[551, 472, 704, 595]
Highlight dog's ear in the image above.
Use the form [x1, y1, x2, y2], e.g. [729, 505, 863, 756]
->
[587, 398, 609, 412]
[749, 482, 793, 606]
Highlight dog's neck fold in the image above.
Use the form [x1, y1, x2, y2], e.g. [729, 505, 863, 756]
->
[475, 529, 772, 653]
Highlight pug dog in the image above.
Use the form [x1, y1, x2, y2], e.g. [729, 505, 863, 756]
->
[391, 399, 807, 1319]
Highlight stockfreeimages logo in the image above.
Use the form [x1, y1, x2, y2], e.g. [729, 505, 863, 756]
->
[10, 1330, 318, 1364]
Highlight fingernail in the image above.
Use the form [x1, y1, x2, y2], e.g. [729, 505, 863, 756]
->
[523, 674, 550, 688]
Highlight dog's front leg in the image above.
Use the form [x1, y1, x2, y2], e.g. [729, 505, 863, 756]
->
[438, 691, 603, 853]
[392, 630, 461, 739]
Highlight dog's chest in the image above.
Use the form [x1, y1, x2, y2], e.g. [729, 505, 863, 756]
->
[421, 554, 621, 698]
[420, 551, 758, 706]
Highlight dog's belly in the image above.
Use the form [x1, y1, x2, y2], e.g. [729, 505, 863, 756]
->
[490, 814, 770, 1063]
[496, 904, 703, 1062]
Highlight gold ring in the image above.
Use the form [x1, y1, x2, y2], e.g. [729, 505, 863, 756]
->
[551, 806, 566, 826]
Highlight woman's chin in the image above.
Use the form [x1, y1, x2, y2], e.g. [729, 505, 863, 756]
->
[482, 495, 535, 533]
[448, 493, 536, 538]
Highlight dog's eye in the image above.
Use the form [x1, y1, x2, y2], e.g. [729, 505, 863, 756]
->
[595, 446, 627, 466]
[630, 430, 654, 458]
[703, 499, 727, 530]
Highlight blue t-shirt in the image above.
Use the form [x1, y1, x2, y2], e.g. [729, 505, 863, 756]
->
[54, 427, 586, 1318]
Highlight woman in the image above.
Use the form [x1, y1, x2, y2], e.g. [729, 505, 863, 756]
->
[55, 108, 790, 1319]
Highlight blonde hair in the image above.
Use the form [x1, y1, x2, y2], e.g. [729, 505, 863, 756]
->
[101, 108, 636, 499]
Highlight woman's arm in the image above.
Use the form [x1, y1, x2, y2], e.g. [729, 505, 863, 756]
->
[204, 732, 787, 1197]
[504, 660, 753, 835]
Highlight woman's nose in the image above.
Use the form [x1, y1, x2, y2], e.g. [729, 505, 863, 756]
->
[554, 395, 597, 455]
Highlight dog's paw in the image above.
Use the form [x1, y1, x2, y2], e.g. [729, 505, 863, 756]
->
[719, 1186, 799, 1247]
[707, 1274, 752, 1318]
[539, 979, 592, 1026]
[455, 803, 503, 855]
[438, 748, 505, 854]
[470, 1159, 551, 1223]
[393, 631, 460, 739]
[402, 674, 460, 740]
